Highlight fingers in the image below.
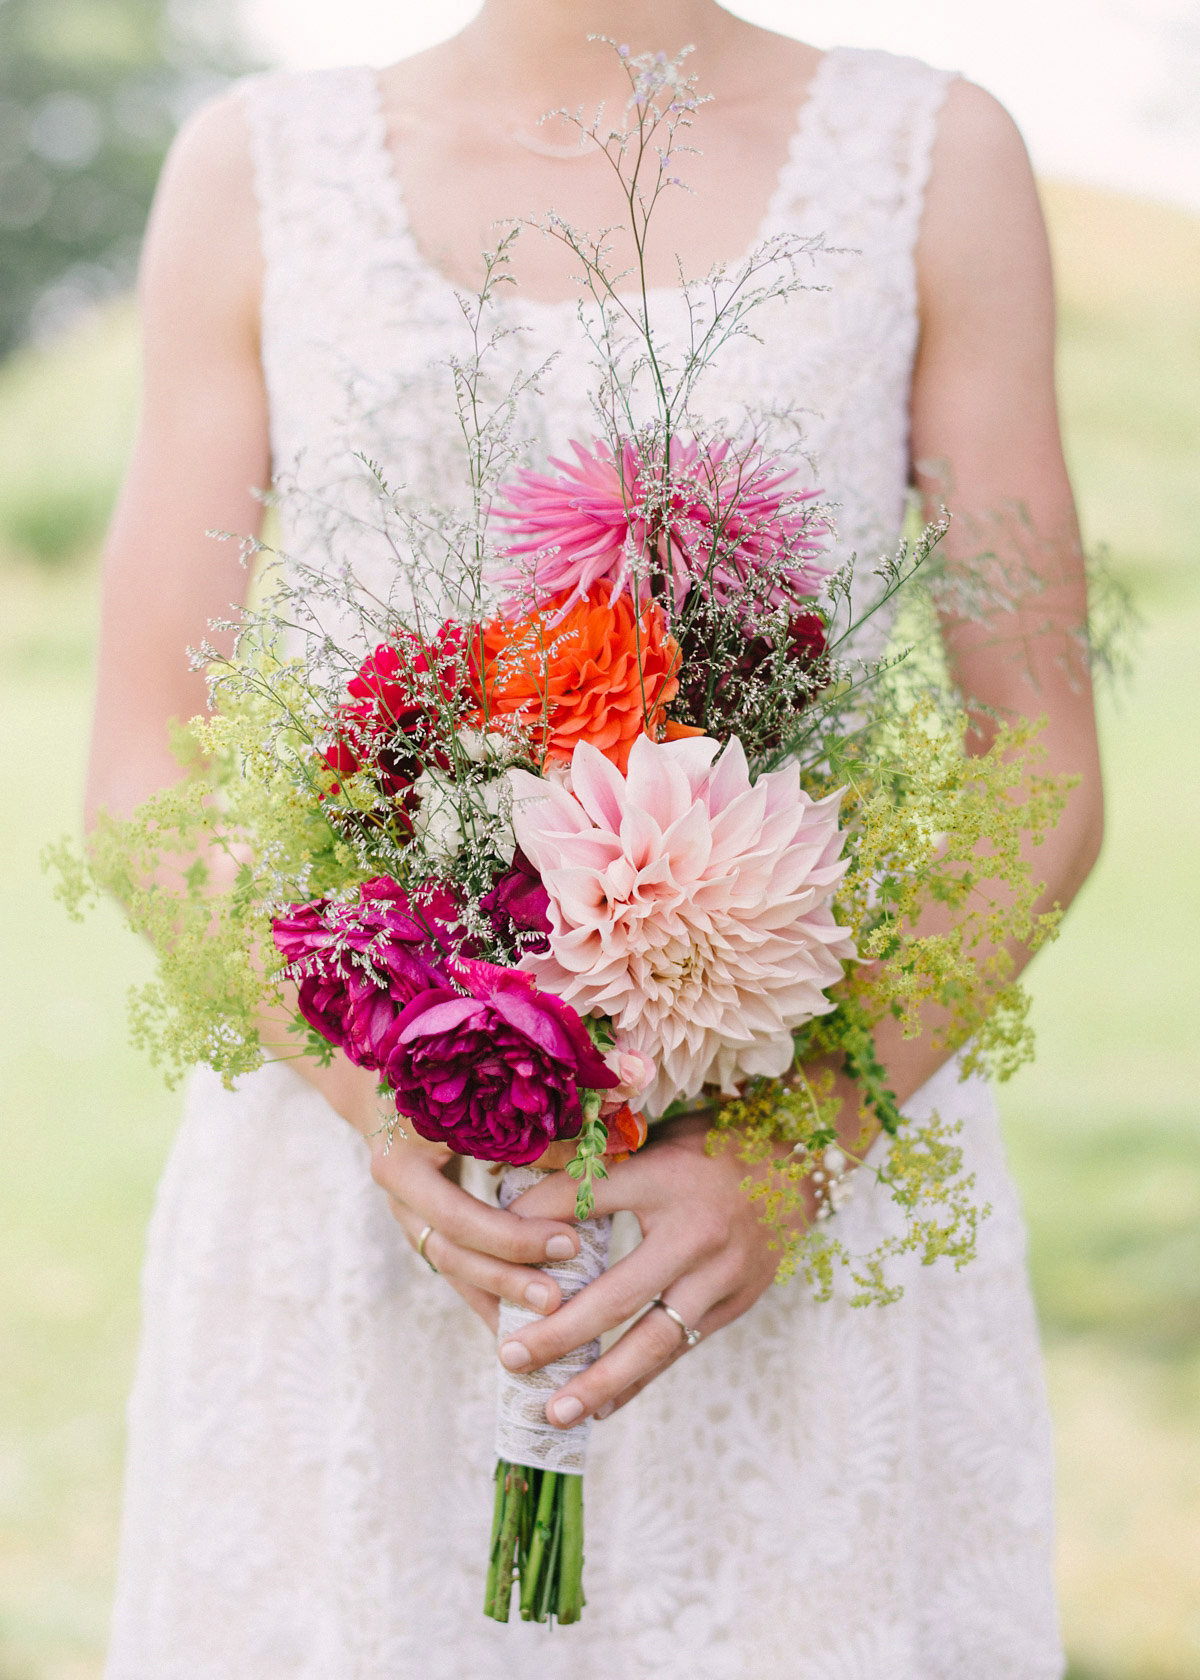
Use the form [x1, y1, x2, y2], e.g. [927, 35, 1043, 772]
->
[496, 1231, 683, 1376]
[510, 1136, 717, 1225]
[392, 1202, 563, 1316]
[540, 1273, 730, 1428]
[509, 1151, 659, 1223]
[370, 1144, 579, 1266]
[594, 1288, 761, 1420]
[440, 1273, 501, 1336]
[592, 1358, 680, 1420]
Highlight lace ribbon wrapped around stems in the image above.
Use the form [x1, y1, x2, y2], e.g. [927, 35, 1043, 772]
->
[487, 1164, 612, 1622]
[494, 1165, 612, 1471]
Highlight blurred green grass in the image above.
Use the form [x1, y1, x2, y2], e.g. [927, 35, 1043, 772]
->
[1, 184, 1198, 1678]
[0, 308, 138, 568]
[1004, 183, 1200, 1680]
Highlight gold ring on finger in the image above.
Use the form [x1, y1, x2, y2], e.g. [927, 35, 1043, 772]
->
[416, 1224, 438, 1274]
[649, 1295, 702, 1349]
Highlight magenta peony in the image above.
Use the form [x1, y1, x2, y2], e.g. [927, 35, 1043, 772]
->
[379, 959, 617, 1164]
[491, 435, 830, 618]
[508, 736, 855, 1116]
[271, 878, 467, 1070]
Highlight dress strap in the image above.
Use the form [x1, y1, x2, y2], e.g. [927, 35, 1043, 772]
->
[239, 68, 416, 402]
[241, 68, 390, 271]
[237, 65, 435, 482]
[769, 46, 955, 269]
[240, 66, 405, 267]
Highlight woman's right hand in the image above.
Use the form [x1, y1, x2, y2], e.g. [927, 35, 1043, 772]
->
[368, 1130, 581, 1331]
[288, 1045, 580, 1331]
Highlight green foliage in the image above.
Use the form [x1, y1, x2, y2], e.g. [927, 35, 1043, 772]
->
[824, 694, 1071, 1077]
[563, 1096, 610, 1220]
[709, 1054, 985, 1307]
[705, 695, 1071, 1302]
[47, 659, 371, 1085]
[802, 996, 904, 1135]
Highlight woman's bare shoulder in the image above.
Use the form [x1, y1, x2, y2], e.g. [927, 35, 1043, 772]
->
[140, 85, 262, 334]
[919, 78, 1052, 322]
[936, 77, 1033, 176]
[158, 84, 259, 213]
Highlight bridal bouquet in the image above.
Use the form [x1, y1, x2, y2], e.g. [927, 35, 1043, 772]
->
[53, 46, 1070, 1626]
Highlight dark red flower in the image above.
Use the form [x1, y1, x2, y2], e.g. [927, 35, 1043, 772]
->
[677, 608, 828, 733]
[479, 849, 552, 955]
[379, 959, 617, 1164]
[785, 610, 828, 665]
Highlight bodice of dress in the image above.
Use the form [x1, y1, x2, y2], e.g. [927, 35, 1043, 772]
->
[242, 48, 951, 652]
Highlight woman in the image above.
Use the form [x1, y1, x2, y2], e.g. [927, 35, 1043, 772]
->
[87, 1, 1102, 1674]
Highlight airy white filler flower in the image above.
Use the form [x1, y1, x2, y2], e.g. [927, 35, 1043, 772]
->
[508, 735, 855, 1117]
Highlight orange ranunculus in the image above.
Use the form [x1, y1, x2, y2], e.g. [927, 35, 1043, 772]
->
[471, 583, 681, 772]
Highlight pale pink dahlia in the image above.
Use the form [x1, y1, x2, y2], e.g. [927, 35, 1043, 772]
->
[491, 436, 830, 619]
[507, 736, 854, 1117]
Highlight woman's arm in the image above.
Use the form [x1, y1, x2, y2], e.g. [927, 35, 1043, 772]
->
[486, 80, 1104, 1426]
[873, 75, 1104, 1098]
[86, 92, 267, 828]
[89, 92, 582, 1313]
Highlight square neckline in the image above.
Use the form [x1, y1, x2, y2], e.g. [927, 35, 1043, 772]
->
[364, 47, 845, 316]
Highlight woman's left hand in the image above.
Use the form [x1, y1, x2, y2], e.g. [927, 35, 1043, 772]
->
[493, 1113, 819, 1429]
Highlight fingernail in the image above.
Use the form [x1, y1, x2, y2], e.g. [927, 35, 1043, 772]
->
[551, 1395, 584, 1425]
[596, 1401, 614, 1420]
[525, 1282, 551, 1311]
[499, 1341, 531, 1371]
[545, 1235, 575, 1260]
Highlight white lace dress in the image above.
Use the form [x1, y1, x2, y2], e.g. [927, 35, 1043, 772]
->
[104, 48, 1065, 1680]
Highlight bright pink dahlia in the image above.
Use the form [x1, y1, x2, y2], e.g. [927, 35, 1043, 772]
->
[491, 435, 830, 618]
[508, 736, 855, 1117]
[378, 959, 617, 1164]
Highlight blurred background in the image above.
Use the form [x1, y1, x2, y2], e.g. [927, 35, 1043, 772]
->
[1, 1, 1197, 1675]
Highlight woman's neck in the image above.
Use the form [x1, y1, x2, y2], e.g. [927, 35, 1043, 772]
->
[451, 0, 747, 108]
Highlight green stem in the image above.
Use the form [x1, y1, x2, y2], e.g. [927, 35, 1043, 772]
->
[519, 1468, 559, 1621]
[485, 1462, 527, 1622]
[556, 1473, 586, 1624]
[536, 1478, 565, 1624]
[519, 1467, 539, 1566]
[484, 1462, 587, 1625]
[484, 1460, 507, 1617]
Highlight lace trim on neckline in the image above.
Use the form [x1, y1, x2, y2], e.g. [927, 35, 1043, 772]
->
[361, 47, 850, 318]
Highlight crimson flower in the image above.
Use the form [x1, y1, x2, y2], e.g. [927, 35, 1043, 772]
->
[324, 622, 471, 801]
[479, 850, 552, 955]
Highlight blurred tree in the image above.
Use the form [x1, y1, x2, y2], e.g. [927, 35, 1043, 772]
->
[0, 0, 256, 357]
